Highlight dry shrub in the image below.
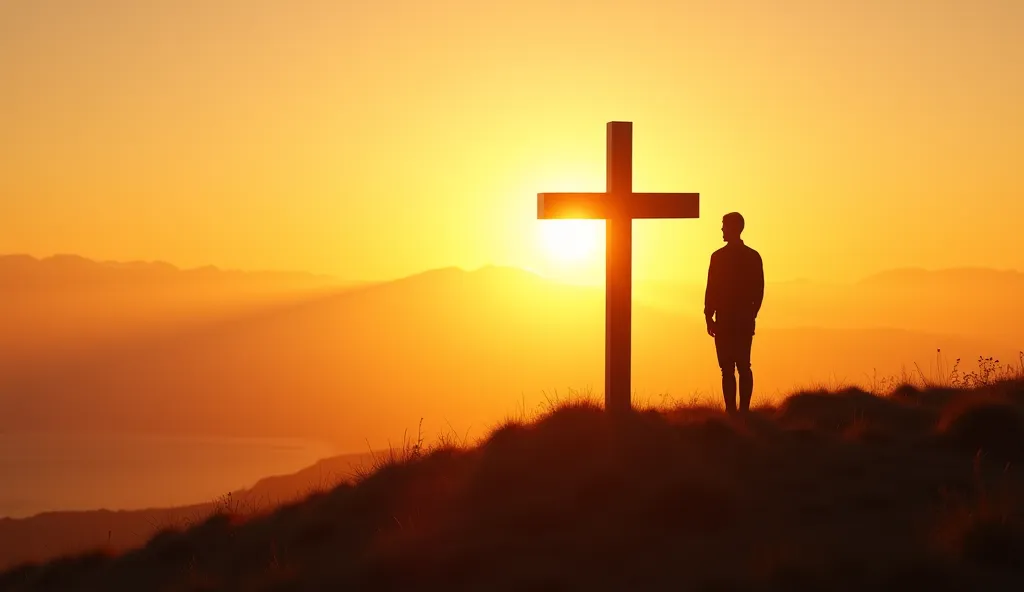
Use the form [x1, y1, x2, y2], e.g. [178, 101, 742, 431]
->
[937, 394, 1024, 461]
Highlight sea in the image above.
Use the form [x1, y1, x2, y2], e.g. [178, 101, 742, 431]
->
[0, 432, 336, 519]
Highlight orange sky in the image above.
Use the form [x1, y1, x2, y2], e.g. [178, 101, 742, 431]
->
[1, 0, 1021, 285]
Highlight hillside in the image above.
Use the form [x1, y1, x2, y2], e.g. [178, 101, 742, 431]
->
[3, 379, 1024, 591]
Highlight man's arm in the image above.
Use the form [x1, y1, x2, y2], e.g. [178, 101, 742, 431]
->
[753, 252, 764, 318]
[704, 254, 718, 335]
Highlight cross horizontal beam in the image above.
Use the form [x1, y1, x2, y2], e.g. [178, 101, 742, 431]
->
[538, 192, 700, 220]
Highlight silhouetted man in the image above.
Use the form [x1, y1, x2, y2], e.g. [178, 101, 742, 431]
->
[704, 212, 764, 414]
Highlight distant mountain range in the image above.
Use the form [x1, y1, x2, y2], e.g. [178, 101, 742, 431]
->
[0, 254, 339, 290]
[636, 266, 1024, 342]
[857, 266, 1024, 287]
[5, 253, 1019, 303]
[0, 254, 355, 366]
[1, 256, 1018, 454]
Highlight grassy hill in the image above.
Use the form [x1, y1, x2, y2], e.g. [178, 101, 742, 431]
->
[4, 377, 1024, 591]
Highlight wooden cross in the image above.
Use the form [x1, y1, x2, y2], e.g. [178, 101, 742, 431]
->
[537, 121, 700, 414]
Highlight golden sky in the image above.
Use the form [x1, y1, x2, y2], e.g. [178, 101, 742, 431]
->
[1, 0, 1021, 284]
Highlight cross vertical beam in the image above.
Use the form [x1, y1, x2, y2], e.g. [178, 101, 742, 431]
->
[605, 121, 632, 415]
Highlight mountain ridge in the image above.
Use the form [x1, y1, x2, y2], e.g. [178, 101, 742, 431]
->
[5, 252, 1024, 289]
[0, 254, 340, 287]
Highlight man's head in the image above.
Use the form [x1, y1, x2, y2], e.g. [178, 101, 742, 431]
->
[722, 212, 744, 243]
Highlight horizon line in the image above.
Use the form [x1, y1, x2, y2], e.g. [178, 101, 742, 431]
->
[2, 252, 1021, 288]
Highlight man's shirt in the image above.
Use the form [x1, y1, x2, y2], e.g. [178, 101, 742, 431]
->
[704, 241, 764, 335]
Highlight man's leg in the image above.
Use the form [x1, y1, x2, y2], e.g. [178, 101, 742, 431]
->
[737, 333, 754, 412]
[722, 367, 738, 413]
[714, 334, 737, 413]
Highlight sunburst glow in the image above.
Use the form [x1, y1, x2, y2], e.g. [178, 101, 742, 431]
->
[540, 220, 602, 263]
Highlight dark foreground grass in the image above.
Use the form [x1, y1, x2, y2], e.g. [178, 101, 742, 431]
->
[3, 380, 1024, 591]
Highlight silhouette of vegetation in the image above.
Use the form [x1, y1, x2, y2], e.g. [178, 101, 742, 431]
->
[3, 365, 1023, 591]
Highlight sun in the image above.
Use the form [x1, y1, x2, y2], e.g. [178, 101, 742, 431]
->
[539, 220, 602, 263]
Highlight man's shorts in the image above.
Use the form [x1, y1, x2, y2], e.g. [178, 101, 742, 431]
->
[714, 331, 753, 370]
